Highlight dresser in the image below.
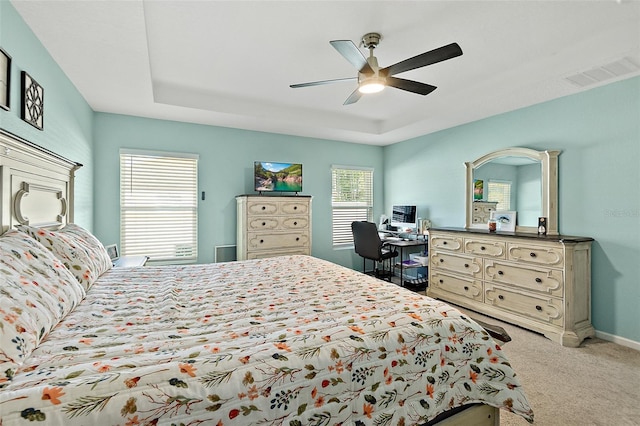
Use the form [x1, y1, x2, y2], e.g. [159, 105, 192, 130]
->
[471, 201, 498, 226]
[427, 228, 594, 347]
[236, 195, 312, 260]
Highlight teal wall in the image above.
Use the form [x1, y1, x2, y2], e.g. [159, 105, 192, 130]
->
[93, 113, 384, 269]
[0, 1, 94, 227]
[383, 76, 640, 343]
[3, 0, 639, 343]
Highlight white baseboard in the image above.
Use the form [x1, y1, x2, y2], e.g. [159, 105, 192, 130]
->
[595, 330, 640, 351]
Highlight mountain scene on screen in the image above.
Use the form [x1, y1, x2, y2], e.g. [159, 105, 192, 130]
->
[255, 162, 302, 192]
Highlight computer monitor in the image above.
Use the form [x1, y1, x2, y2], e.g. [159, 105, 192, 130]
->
[390, 205, 417, 231]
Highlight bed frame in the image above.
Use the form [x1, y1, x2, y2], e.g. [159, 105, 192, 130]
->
[0, 128, 501, 425]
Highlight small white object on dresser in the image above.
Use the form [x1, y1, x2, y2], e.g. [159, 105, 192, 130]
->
[428, 228, 594, 347]
[236, 195, 312, 260]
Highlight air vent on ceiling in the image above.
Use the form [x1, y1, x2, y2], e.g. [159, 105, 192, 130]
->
[565, 56, 640, 87]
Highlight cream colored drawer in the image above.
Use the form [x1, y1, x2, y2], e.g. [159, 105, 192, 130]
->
[430, 251, 482, 278]
[507, 242, 564, 267]
[430, 271, 483, 302]
[485, 260, 563, 297]
[247, 248, 309, 259]
[247, 232, 309, 251]
[247, 200, 279, 215]
[430, 234, 463, 252]
[280, 200, 309, 215]
[248, 217, 280, 231]
[280, 216, 309, 230]
[485, 284, 564, 326]
[464, 238, 506, 259]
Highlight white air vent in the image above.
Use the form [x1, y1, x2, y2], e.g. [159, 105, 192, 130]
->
[175, 244, 195, 258]
[565, 56, 640, 87]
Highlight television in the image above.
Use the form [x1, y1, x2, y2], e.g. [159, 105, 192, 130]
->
[391, 205, 417, 231]
[254, 161, 302, 193]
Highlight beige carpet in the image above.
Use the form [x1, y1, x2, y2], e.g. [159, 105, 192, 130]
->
[456, 308, 640, 426]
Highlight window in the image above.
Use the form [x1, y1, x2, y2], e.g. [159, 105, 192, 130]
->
[488, 180, 512, 211]
[120, 149, 198, 263]
[331, 166, 373, 247]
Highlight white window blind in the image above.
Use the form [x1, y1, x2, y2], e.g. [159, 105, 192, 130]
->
[331, 166, 373, 247]
[120, 150, 198, 263]
[488, 180, 512, 211]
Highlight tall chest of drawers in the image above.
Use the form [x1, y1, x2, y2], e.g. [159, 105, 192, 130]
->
[427, 228, 594, 347]
[471, 201, 498, 226]
[236, 195, 312, 260]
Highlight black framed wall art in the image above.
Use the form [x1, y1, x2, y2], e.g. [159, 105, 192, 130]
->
[21, 71, 44, 130]
[0, 47, 10, 111]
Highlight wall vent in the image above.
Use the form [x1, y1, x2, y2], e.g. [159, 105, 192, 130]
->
[215, 245, 237, 263]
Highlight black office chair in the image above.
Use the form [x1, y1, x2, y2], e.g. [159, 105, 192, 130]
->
[351, 221, 398, 281]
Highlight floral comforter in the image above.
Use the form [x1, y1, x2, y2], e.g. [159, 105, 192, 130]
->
[0, 255, 533, 425]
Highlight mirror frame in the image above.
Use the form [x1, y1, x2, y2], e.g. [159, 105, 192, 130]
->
[465, 147, 561, 235]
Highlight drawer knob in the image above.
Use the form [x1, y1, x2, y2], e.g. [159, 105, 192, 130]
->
[293, 221, 298, 225]
[530, 252, 537, 258]
[262, 222, 266, 226]
[439, 279, 444, 284]
[498, 295, 504, 300]
[259, 239, 264, 244]
[464, 263, 469, 268]
[535, 277, 542, 283]
[262, 206, 266, 210]
[463, 286, 469, 291]
[480, 246, 486, 251]
[535, 305, 543, 311]
[294, 206, 298, 210]
[439, 259, 444, 263]
[443, 241, 448, 245]
[497, 270, 504, 275]
[296, 237, 300, 241]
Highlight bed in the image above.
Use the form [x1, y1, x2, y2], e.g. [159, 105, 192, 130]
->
[0, 129, 534, 425]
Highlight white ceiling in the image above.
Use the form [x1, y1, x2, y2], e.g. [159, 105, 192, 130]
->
[11, 0, 640, 146]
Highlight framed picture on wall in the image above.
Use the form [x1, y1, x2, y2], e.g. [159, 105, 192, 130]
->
[0, 47, 10, 111]
[21, 71, 44, 130]
[490, 210, 517, 232]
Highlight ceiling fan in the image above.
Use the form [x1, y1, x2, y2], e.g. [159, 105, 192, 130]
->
[290, 33, 463, 105]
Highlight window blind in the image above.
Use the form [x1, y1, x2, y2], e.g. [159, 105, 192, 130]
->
[120, 150, 198, 263]
[488, 180, 512, 211]
[331, 166, 373, 247]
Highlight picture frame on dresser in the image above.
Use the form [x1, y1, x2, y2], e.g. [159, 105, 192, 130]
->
[490, 210, 516, 232]
[0, 47, 10, 111]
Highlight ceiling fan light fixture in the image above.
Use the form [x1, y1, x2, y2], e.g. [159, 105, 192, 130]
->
[358, 76, 386, 94]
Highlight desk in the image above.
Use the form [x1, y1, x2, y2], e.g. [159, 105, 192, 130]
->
[384, 238, 428, 287]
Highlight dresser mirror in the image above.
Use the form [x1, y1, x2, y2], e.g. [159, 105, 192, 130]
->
[465, 147, 560, 235]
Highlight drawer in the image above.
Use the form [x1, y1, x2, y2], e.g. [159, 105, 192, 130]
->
[280, 216, 309, 230]
[485, 260, 563, 297]
[430, 251, 482, 278]
[247, 248, 309, 259]
[247, 231, 309, 251]
[507, 242, 564, 267]
[485, 284, 564, 326]
[280, 200, 309, 215]
[248, 217, 280, 231]
[247, 200, 279, 215]
[464, 238, 506, 259]
[430, 234, 463, 252]
[430, 271, 483, 302]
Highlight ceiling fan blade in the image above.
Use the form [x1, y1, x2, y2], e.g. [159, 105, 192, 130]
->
[343, 88, 362, 105]
[330, 40, 374, 74]
[290, 77, 357, 88]
[381, 42, 463, 76]
[386, 77, 437, 95]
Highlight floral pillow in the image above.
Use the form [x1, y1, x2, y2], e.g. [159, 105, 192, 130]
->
[18, 223, 112, 291]
[0, 230, 85, 386]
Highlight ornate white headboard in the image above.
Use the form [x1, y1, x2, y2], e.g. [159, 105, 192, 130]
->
[0, 129, 82, 234]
